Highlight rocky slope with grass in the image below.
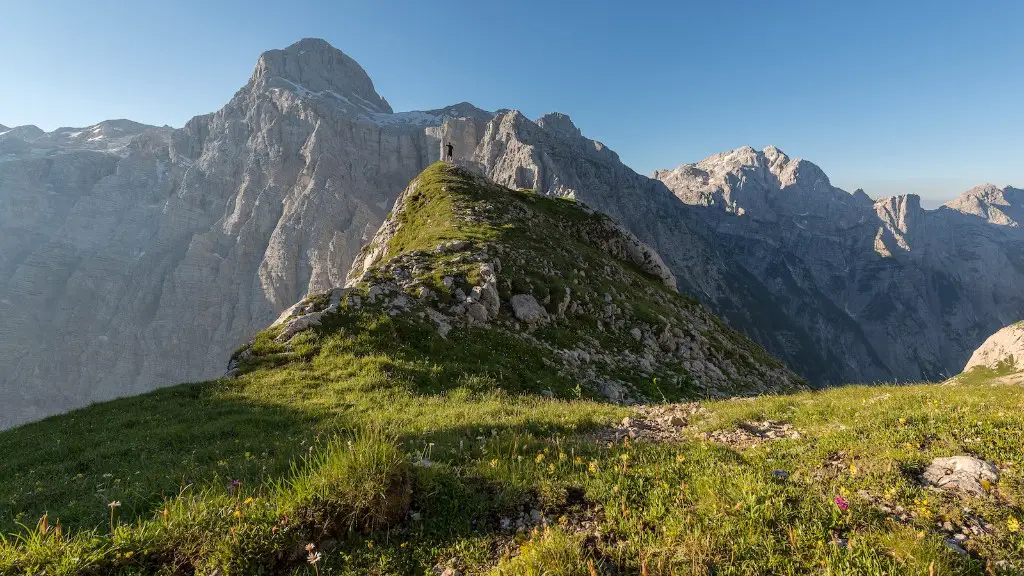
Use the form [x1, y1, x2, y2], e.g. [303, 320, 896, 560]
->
[233, 163, 802, 402]
[3, 165, 1024, 575]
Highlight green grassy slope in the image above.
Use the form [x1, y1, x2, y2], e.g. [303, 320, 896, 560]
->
[1, 164, 1022, 574]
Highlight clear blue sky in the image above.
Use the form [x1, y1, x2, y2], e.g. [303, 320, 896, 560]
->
[2, 0, 1022, 206]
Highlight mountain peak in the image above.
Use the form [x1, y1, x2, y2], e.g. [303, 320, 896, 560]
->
[536, 112, 582, 139]
[251, 38, 392, 113]
[944, 183, 1023, 226]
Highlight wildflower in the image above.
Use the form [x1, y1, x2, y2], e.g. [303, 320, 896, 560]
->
[981, 478, 992, 492]
[535, 453, 545, 464]
[675, 453, 685, 464]
[835, 495, 850, 512]
[849, 464, 858, 476]
[547, 463, 556, 475]
[125, 551, 134, 559]
[588, 460, 599, 474]
[305, 543, 316, 552]
[1008, 516, 1020, 533]
[307, 551, 322, 571]
[243, 497, 254, 505]
[898, 417, 907, 426]
[489, 459, 499, 468]
[367, 540, 375, 549]
[227, 479, 242, 495]
[574, 456, 584, 465]
[108, 501, 122, 534]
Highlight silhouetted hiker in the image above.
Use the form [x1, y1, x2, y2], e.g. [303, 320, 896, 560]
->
[445, 142, 454, 162]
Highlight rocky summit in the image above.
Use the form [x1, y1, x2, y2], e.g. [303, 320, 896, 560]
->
[2, 37, 1023, 430]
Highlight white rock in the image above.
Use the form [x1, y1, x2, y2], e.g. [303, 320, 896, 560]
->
[510, 294, 547, 324]
[922, 456, 999, 496]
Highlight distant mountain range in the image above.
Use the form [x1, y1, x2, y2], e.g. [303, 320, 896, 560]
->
[2, 38, 1021, 428]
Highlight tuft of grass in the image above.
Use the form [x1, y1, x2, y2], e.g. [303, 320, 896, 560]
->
[489, 527, 598, 575]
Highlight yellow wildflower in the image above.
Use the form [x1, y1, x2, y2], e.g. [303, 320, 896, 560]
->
[535, 453, 545, 464]
[1008, 516, 1020, 533]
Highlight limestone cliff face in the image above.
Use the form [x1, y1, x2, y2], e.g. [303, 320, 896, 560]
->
[0, 39, 492, 428]
[963, 321, 1024, 374]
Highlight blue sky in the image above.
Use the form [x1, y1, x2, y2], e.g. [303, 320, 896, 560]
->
[2, 0, 1021, 206]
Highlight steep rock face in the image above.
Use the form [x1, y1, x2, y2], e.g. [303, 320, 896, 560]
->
[655, 147, 1024, 383]
[0, 39, 492, 428]
[962, 321, 1024, 373]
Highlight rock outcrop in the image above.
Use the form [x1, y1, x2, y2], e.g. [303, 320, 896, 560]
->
[922, 456, 1000, 496]
[962, 321, 1024, 373]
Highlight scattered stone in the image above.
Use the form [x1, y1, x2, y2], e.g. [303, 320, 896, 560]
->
[702, 421, 801, 448]
[772, 470, 790, 481]
[922, 456, 999, 496]
[510, 294, 547, 324]
[944, 539, 968, 555]
[595, 403, 703, 443]
[465, 302, 489, 323]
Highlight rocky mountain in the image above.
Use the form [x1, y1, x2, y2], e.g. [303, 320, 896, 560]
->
[2, 38, 1021, 428]
[653, 147, 1024, 384]
[0, 39, 494, 428]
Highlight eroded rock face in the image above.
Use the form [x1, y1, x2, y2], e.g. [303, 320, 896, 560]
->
[653, 147, 1024, 385]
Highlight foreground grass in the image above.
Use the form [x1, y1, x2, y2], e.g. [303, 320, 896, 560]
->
[1, 327, 1022, 574]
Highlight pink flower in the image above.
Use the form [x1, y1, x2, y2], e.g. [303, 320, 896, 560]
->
[835, 495, 850, 512]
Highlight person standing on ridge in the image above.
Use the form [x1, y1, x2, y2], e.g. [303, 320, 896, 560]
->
[445, 142, 454, 162]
